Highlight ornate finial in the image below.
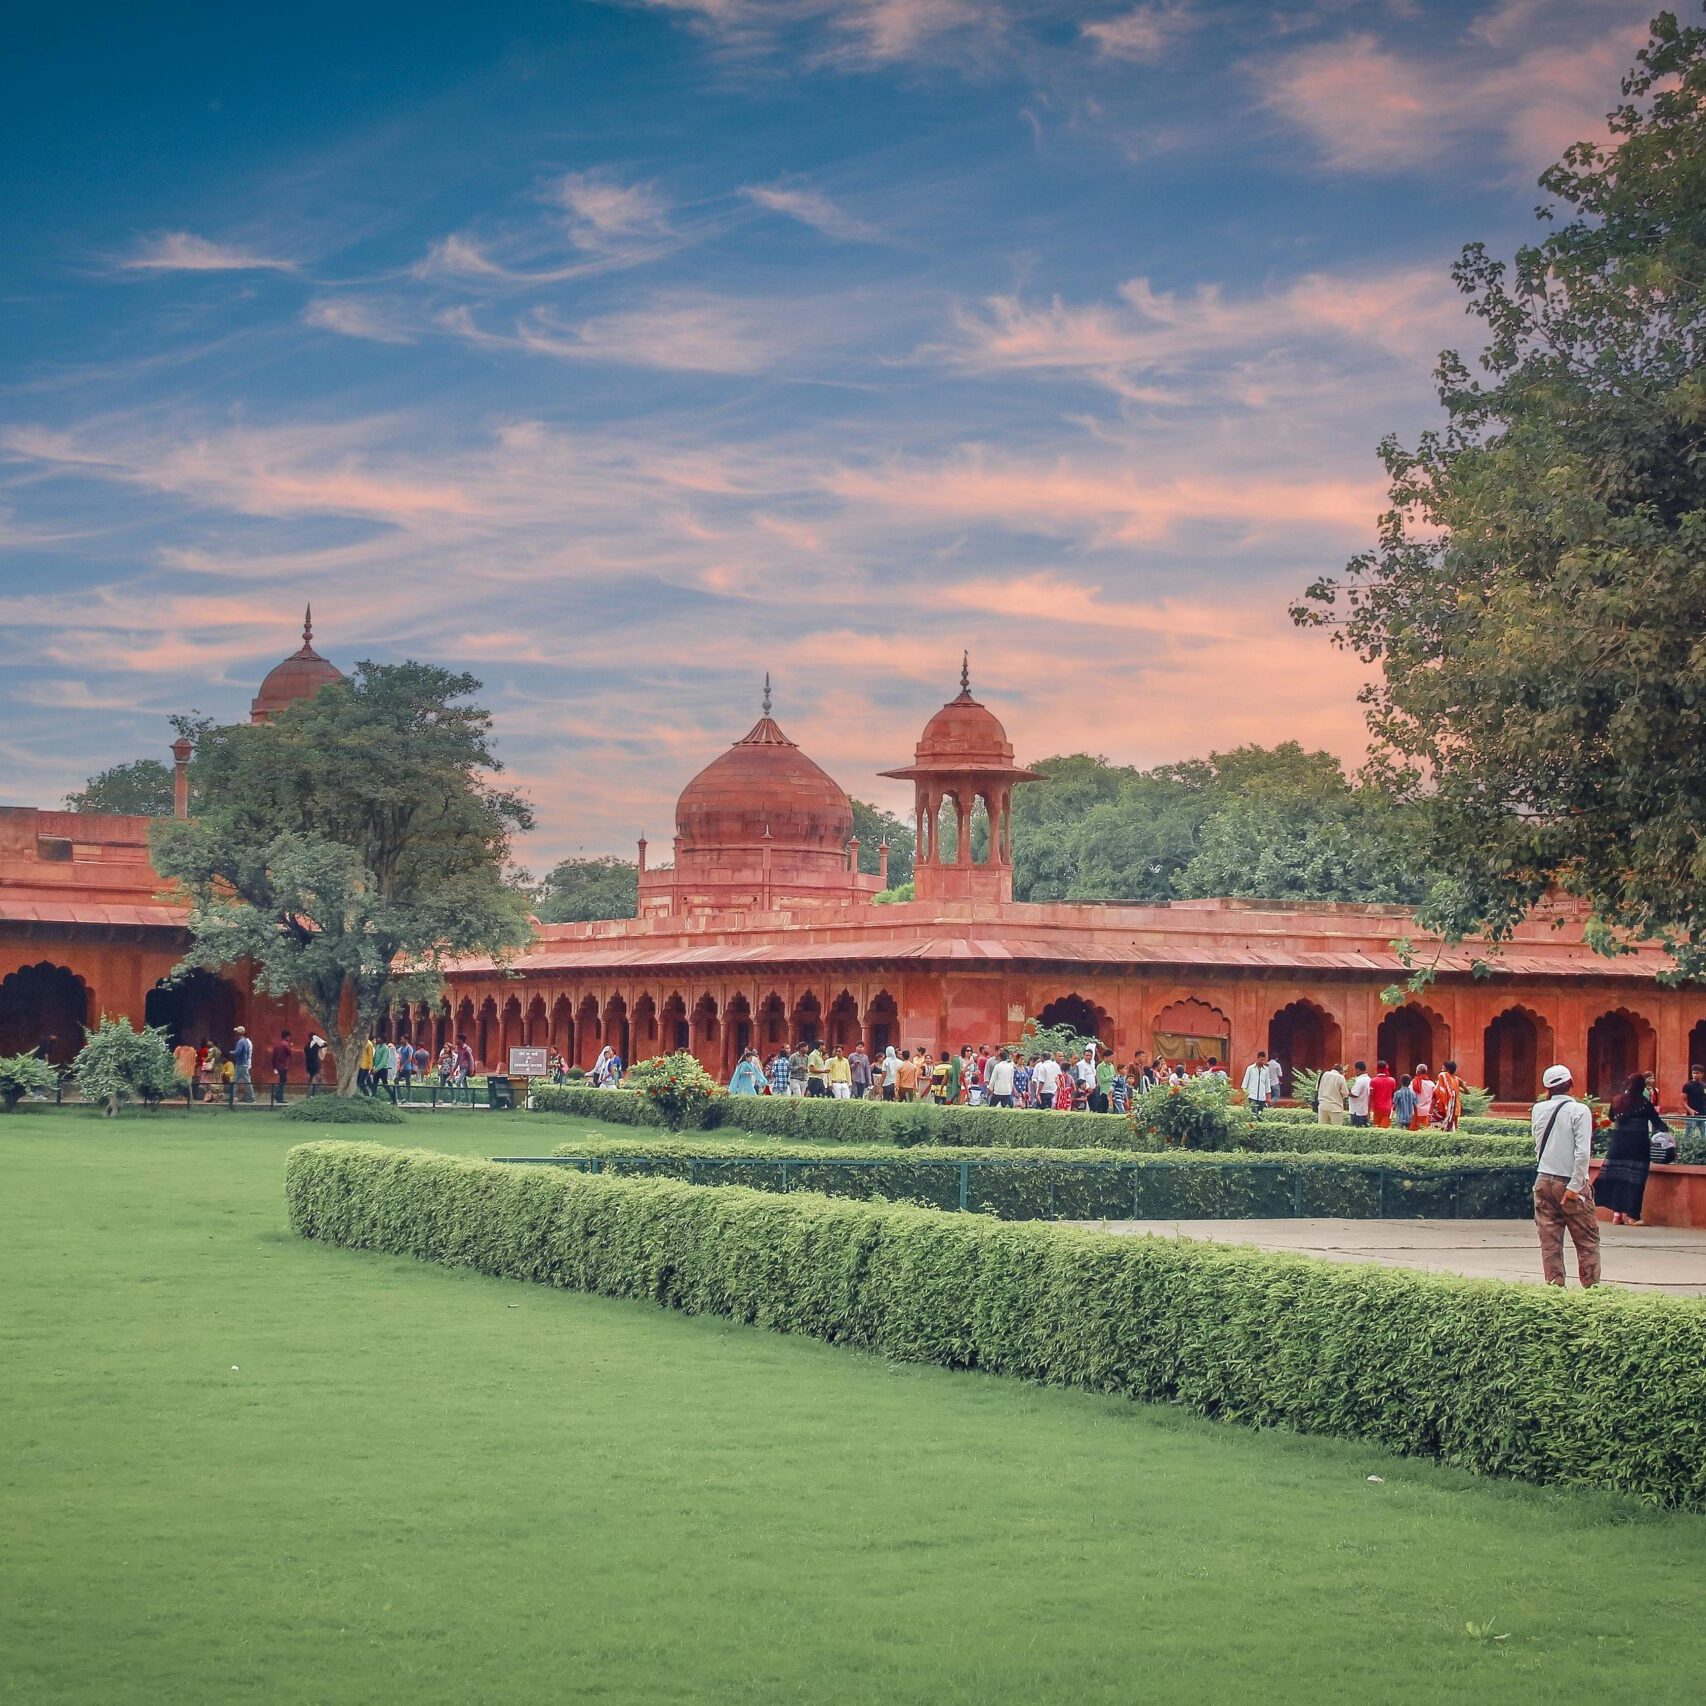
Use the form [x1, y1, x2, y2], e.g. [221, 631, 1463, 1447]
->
[960, 650, 970, 695]
[762, 673, 772, 717]
[303, 604, 314, 649]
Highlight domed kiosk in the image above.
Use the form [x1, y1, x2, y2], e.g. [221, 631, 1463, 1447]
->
[638, 679, 880, 917]
[882, 655, 1039, 903]
[250, 607, 345, 723]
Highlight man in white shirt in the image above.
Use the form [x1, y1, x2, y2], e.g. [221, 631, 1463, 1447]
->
[1031, 1052, 1062, 1106]
[1347, 1060, 1372, 1126]
[1074, 1048, 1098, 1094]
[1264, 1055, 1285, 1104]
[1532, 1063, 1599, 1287]
[1316, 1061, 1350, 1126]
[986, 1049, 1016, 1108]
[1240, 1052, 1272, 1115]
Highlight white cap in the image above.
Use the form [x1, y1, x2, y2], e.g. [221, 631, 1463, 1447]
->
[1542, 1064, 1573, 1089]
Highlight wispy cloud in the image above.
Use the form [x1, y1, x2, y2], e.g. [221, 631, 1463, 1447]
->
[120, 231, 297, 272]
[1082, 3, 1196, 64]
[513, 297, 780, 372]
[1254, 1, 1652, 178]
[740, 181, 882, 243]
[547, 169, 671, 249]
[303, 296, 417, 344]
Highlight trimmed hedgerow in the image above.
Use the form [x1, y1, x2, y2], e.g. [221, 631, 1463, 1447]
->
[280, 1095, 406, 1126]
[530, 1083, 1533, 1161]
[285, 1141, 1706, 1509]
[533, 1136, 1533, 1219]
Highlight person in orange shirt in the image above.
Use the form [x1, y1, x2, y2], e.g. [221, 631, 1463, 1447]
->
[896, 1049, 921, 1101]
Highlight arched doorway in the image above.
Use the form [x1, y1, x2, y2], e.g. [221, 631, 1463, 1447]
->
[0, 963, 91, 1063]
[690, 994, 720, 1073]
[1266, 999, 1342, 1094]
[499, 996, 522, 1065]
[827, 990, 860, 1050]
[1691, 1018, 1706, 1076]
[454, 998, 475, 1054]
[576, 996, 602, 1069]
[1484, 1006, 1552, 1104]
[1037, 993, 1106, 1043]
[476, 998, 498, 1069]
[791, 992, 822, 1046]
[551, 996, 573, 1062]
[758, 992, 787, 1050]
[604, 994, 630, 1065]
[660, 994, 688, 1054]
[631, 994, 658, 1059]
[1588, 1008, 1656, 1100]
[1151, 999, 1230, 1070]
[1376, 1003, 1448, 1077]
[865, 990, 898, 1057]
[725, 994, 752, 1061]
[525, 995, 547, 1046]
[142, 968, 239, 1052]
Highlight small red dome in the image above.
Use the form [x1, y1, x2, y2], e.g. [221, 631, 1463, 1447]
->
[676, 711, 852, 854]
[916, 693, 1015, 767]
[250, 607, 345, 723]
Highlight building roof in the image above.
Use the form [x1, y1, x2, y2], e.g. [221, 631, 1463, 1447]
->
[881, 656, 1041, 783]
[250, 606, 345, 723]
[674, 679, 853, 856]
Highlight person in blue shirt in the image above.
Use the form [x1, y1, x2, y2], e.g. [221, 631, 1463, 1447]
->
[231, 1027, 255, 1103]
[1391, 1073, 1418, 1131]
[729, 1050, 765, 1095]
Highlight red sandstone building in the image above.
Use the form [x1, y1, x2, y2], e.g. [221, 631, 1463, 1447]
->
[3, 621, 1703, 1108]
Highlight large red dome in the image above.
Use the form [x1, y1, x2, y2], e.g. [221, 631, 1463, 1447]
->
[250, 607, 345, 723]
[676, 711, 853, 854]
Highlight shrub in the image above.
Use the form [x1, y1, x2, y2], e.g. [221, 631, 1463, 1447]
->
[1132, 1079, 1250, 1151]
[285, 1141, 1706, 1509]
[71, 1017, 181, 1116]
[530, 1085, 1535, 1161]
[533, 1136, 1533, 1221]
[0, 1052, 58, 1112]
[624, 1052, 720, 1131]
[280, 1094, 406, 1126]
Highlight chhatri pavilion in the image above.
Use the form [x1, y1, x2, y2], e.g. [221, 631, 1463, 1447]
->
[2, 614, 1701, 1108]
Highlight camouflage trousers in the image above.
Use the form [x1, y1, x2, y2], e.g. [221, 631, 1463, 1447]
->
[1534, 1174, 1600, 1287]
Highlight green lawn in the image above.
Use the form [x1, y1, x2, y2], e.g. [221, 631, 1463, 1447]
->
[4, 1108, 1705, 1705]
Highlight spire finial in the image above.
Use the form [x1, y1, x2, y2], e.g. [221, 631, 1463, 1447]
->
[303, 604, 314, 649]
[960, 650, 970, 695]
[762, 672, 772, 717]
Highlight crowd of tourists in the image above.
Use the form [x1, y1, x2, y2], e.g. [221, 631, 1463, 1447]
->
[1302, 1057, 1467, 1131]
[721, 1041, 1246, 1112]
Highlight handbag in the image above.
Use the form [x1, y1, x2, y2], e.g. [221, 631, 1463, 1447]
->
[1651, 1128, 1678, 1164]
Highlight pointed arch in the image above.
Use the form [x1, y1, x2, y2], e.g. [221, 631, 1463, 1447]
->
[1588, 1007, 1656, 1100]
[1266, 998, 1344, 1095]
[1483, 1005, 1554, 1104]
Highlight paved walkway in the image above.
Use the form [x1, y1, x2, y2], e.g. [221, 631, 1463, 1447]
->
[1077, 1218, 1706, 1296]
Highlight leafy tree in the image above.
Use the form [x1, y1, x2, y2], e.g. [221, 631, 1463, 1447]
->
[66, 714, 209, 815]
[1011, 754, 1136, 900]
[151, 663, 533, 1096]
[1294, 12, 1706, 972]
[65, 759, 176, 816]
[873, 880, 914, 904]
[851, 799, 914, 887]
[535, 856, 639, 924]
[72, 1018, 180, 1116]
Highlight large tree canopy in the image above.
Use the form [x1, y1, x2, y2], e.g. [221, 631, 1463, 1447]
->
[535, 855, 641, 924]
[1007, 745, 1430, 905]
[1295, 11, 1706, 972]
[152, 663, 533, 1093]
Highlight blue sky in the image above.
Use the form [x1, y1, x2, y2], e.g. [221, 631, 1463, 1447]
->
[0, 0, 1659, 865]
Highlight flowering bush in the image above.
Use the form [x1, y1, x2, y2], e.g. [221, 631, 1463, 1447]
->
[624, 1051, 720, 1131]
[1132, 1077, 1251, 1152]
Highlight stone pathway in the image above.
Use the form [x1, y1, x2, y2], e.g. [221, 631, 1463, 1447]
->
[1074, 1218, 1706, 1297]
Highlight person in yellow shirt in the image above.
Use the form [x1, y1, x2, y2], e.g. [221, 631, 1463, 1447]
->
[827, 1046, 853, 1100]
[806, 1044, 829, 1097]
[357, 1036, 376, 1096]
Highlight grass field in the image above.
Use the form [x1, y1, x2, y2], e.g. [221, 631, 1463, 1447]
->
[5, 1106, 1706, 1705]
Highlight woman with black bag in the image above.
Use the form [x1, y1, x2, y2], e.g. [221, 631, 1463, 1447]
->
[1597, 1074, 1674, 1226]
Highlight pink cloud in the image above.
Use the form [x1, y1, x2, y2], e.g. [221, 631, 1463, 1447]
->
[1255, 5, 1652, 178]
[121, 232, 296, 272]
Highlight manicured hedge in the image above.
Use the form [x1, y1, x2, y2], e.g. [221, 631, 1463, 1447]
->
[525, 1136, 1532, 1220]
[280, 1094, 405, 1126]
[1263, 1106, 1531, 1137]
[285, 1141, 1706, 1508]
[531, 1082, 1533, 1161]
